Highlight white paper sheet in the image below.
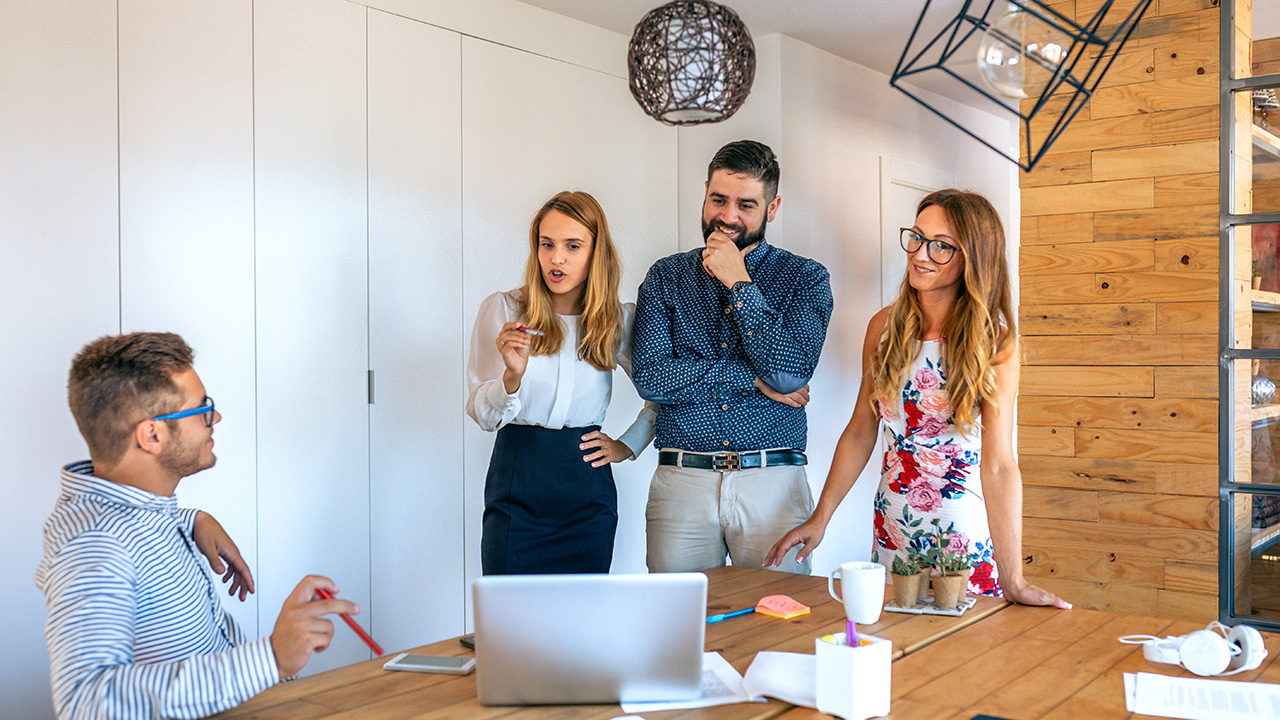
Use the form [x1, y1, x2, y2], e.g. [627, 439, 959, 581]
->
[1125, 672, 1280, 720]
[620, 652, 766, 713]
[743, 651, 817, 708]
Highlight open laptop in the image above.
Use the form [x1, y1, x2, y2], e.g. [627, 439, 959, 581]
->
[472, 572, 706, 705]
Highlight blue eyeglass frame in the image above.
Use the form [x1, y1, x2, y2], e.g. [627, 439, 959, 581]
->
[152, 397, 216, 427]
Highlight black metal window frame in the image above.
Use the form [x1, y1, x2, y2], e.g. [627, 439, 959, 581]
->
[1219, 2, 1280, 631]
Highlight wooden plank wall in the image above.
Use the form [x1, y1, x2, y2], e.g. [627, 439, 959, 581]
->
[1017, 0, 1222, 621]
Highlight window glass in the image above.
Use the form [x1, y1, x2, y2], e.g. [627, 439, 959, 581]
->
[1247, 86, 1280, 216]
[1248, 4, 1280, 79]
[1232, 492, 1280, 622]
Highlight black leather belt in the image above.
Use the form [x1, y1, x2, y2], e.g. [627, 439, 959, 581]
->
[658, 449, 807, 471]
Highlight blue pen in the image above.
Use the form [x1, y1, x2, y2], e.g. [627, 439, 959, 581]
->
[707, 607, 755, 624]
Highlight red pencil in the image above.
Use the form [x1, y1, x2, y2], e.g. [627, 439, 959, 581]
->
[315, 588, 384, 656]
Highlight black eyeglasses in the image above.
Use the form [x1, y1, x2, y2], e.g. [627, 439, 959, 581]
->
[152, 396, 216, 428]
[900, 228, 959, 265]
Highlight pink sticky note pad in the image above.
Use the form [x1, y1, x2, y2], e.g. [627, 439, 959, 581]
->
[755, 594, 811, 619]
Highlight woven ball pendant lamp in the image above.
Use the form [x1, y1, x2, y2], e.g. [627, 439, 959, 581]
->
[627, 0, 755, 126]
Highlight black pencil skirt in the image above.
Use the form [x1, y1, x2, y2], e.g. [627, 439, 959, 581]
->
[480, 423, 618, 575]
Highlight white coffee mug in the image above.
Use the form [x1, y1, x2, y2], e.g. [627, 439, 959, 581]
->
[828, 561, 886, 624]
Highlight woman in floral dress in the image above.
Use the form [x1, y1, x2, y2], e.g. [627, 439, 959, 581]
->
[765, 190, 1069, 608]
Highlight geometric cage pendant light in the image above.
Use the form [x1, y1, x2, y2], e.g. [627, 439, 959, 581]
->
[891, 0, 1154, 171]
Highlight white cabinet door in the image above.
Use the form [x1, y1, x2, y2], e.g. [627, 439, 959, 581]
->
[0, 4, 120, 716]
[368, 9, 466, 650]
[254, 0, 370, 673]
[460, 38, 678, 619]
[118, 0, 258, 634]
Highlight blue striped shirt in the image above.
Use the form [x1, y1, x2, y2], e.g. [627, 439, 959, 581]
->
[35, 462, 279, 719]
[632, 239, 833, 452]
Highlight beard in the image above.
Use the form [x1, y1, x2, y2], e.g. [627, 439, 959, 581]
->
[158, 425, 216, 478]
[702, 216, 767, 251]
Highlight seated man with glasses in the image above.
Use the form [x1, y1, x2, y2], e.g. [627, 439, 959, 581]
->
[36, 332, 358, 719]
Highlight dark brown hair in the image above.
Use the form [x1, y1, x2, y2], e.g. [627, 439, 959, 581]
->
[68, 332, 194, 465]
[707, 140, 780, 201]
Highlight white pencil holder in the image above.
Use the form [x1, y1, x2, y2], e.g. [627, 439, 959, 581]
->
[814, 632, 891, 720]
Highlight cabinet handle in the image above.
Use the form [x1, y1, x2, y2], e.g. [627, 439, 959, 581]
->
[368, 369, 375, 405]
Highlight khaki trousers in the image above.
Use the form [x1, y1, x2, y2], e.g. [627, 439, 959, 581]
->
[645, 461, 814, 575]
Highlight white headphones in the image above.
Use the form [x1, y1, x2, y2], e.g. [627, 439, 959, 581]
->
[1120, 621, 1268, 677]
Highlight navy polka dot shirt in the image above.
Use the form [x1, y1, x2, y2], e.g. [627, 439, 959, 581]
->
[632, 239, 833, 452]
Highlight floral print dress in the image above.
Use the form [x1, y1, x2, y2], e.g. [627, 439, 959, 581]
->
[871, 339, 1000, 596]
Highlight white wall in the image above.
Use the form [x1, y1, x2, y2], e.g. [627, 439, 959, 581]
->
[118, 0, 261, 642]
[1257, 3, 1280, 42]
[1, 2, 119, 718]
[0, 3, 1017, 717]
[0, 1, 672, 716]
[367, 7, 467, 666]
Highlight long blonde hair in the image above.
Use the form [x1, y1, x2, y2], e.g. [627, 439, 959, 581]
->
[517, 191, 623, 371]
[872, 190, 1015, 435]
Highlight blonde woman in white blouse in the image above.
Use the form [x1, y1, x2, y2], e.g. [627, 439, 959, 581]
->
[466, 191, 655, 574]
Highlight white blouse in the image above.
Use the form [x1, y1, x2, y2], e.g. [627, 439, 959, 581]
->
[465, 290, 656, 459]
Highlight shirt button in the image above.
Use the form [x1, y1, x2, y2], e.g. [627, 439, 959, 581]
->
[720, 342, 727, 349]
[722, 440, 731, 447]
[724, 307, 732, 315]
[721, 404, 728, 411]
[741, 390, 749, 396]
[747, 330, 753, 336]
[711, 395, 717, 399]
[736, 301, 743, 308]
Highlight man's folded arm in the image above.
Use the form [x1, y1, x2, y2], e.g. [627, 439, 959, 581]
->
[731, 265, 833, 393]
[631, 266, 757, 403]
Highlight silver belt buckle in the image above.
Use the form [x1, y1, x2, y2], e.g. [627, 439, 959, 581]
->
[712, 452, 741, 471]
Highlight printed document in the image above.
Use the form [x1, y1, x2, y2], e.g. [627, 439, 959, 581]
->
[620, 652, 764, 713]
[1124, 671, 1280, 719]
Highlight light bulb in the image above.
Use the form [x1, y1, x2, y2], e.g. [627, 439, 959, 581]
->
[977, 9, 1070, 100]
[663, 16, 725, 122]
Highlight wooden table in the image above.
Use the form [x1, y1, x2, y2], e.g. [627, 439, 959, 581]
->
[778, 605, 1280, 720]
[211, 566, 1005, 719]
[211, 566, 1280, 719]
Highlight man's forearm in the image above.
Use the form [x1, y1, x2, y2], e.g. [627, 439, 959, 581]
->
[632, 355, 757, 404]
[54, 638, 280, 720]
[729, 283, 830, 393]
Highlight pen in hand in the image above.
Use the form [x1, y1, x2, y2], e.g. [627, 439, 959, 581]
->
[315, 588, 384, 656]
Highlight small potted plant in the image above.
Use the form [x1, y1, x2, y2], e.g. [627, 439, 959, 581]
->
[926, 519, 974, 610]
[1254, 260, 1263, 291]
[890, 553, 925, 608]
